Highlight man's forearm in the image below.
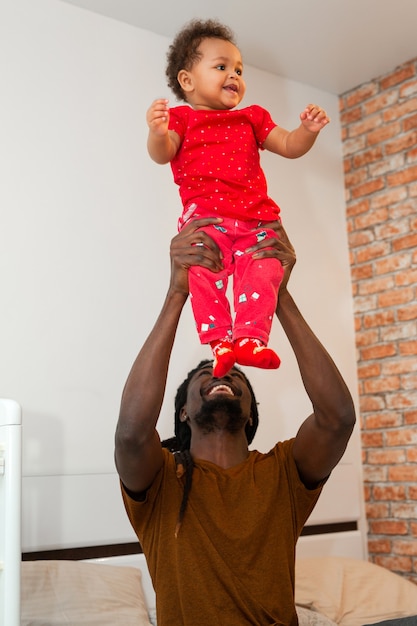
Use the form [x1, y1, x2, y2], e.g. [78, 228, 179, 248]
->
[120, 288, 188, 431]
[276, 288, 355, 425]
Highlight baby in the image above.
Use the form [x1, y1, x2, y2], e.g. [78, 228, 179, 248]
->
[147, 19, 329, 377]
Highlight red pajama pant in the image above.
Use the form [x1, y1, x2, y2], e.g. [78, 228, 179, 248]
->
[184, 217, 284, 345]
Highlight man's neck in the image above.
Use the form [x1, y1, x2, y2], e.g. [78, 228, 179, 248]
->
[190, 431, 249, 469]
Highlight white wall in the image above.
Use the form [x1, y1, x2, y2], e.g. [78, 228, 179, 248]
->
[1, 0, 365, 552]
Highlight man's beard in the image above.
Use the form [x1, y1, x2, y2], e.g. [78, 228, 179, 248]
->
[194, 396, 247, 435]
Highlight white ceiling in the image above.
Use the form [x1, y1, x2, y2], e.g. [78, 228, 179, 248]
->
[62, 0, 417, 95]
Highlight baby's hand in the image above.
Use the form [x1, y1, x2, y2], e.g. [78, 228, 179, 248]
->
[300, 104, 330, 133]
[147, 99, 170, 136]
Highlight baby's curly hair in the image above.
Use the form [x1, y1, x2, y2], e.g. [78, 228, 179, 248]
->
[166, 19, 237, 101]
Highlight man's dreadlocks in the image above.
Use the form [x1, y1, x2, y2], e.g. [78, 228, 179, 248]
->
[161, 360, 259, 536]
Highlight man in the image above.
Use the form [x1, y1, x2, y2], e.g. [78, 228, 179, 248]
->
[115, 218, 356, 626]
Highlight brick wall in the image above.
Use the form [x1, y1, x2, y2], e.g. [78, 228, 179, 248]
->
[340, 57, 417, 583]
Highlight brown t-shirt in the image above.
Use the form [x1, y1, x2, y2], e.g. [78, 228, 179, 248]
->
[122, 439, 324, 626]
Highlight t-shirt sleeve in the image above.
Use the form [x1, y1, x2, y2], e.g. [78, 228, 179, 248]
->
[120, 448, 172, 538]
[168, 106, 188, 141]
[248, 104, 278, 148]
[274, 439, 327, 533]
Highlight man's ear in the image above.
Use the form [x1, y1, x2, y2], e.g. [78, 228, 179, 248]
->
[177, 69, 194, 94]
[179, 407, 189, 423]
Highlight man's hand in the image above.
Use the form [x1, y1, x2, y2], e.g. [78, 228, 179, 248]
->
[246, 221, 296, 292]
[169, 218, 224, 296]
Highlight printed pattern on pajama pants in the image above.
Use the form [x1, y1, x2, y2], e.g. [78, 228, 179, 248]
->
[186, 217, 284, 345]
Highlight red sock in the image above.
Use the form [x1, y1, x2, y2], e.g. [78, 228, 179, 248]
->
[210, 339, 236, 378]
[234, 338, 280, 369]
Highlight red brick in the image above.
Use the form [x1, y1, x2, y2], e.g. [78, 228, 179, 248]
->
[364, 91, 398, 115]
[356, 242, 390, 263]
[360, 395, 386, 413]
[392, 232, 417, 252]
[402, 373, 417, 391]
[407, 449, 417, 463]
[386, 429, 417, 446]
[368, 449, 406, 465]
[344, 168, 368, 188]
[373, 485, 407, 501]
[382, 358, 417, 375]
[358, 362, 381, 378]
[345, 83, 379, 108]
[385, 130, 417, 154]
[348, 230, 375, 248]
[378, 287, 414, 307]
[370, 187, 408, 209]
[363, 311, 395, 328]
[360, 344, 397, 360]
[355, 208, 390, 229]
[349, 114, 384, 138]
[387, 165, 417, 187]
[375, 219, 410, 240]
[364, 376, 400, 394]
[343, 135, 366, 157]
[367, 122, 402, 146]
[375, 253, 411, 275]
[391, 502, 417, 518]
[393, 540, 417, 556]
[355, 328, 379, 347]
[363, 465, 388, 482]
[345, 57, 417, 576]
[351, 264, 373, 281]
[407, 145, 417, 162]
[359, 276, 395, 296]
[340, 106, 362, 125]
[352, 147, 384, 168]
[399, 341, 417, 356]
[395, 267, 417, 286]
[405, 410, 417, 424]
[369, 520, 408, 535]
[389, 466, 417, 482]
[346, 198, 370, 217]
[366, 503, 390, 519]
[351, 178, 385, 199]
[362, 431, 384, 447]
[380, 65, 416, 90]
[364, 412, 402, 429]
[373, 555, 413, 573]
[368, 538, 392, 553]
[400, 79, 417, 98]
[383, 97, 417, 122]
[380, 323, 416, 343]
[386, 392, 417, 411]
[369, 154, 405, 178]
[404, 113, 417, 131]
[354, 295, 378, 314]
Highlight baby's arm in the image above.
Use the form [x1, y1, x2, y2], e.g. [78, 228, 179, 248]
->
[263, 104, 330, 159]
[146, 98, 180, 164]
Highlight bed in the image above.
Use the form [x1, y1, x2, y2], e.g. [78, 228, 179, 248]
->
[3, 397, 417, 625]
[19, 551, 417, 626]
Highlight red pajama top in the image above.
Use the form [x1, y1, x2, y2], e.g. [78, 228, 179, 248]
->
[168, 105, 281, 223]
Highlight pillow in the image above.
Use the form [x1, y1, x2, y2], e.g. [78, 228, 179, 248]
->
[295, 557, 417, 626]
[21, 560, 153, 626]
[297, 605, 338, 625]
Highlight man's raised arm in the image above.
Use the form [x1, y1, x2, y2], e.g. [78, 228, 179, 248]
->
[115, 218, 223, 495]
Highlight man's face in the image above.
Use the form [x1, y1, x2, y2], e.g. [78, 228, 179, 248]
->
[183, 364, 253, 435]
